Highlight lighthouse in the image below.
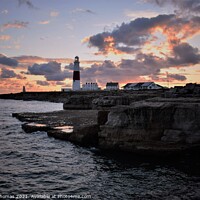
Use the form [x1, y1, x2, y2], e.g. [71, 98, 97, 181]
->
[72, 56, 81, 91]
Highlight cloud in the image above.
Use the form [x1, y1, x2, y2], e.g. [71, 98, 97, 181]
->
[84, 14, 200, 58]
[71, 8, 95, 14]
[0, 55, 18, 67]
[18, 0, 37, 9]
[0, 35, 11, 41]
[0, 68, 17, 78]
[1, 20, 29, 31]
[145, 0, 200, 14]
[81, 48, 197, 85]
[84, 14, 176, 54]
[125, 10, 160, 19]
[167, 73, 187, 81]
[56, 81, 65, 85]
[38, 20, 50, 25]
[36, 80, 50, 86]
[1, 10, 8, 14]
[81, 56, 163, 85]
[13, 55, 73, 66]
[28, 61, 71, 81]
[168, 42, 200, 66]
[65, 63, 74, 70]
[50, 11, 59, 17]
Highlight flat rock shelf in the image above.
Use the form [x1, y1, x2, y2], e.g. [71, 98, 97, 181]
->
[13, 110, 99, 147]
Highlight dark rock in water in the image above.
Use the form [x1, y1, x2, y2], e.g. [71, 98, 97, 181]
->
[22, 123, 52, 133]
[71, 124, 99, 146]
[13, 109, 100, 147]
[48, 124, 99, 146]
[47, 130, 71, 140]
[99, 98, 200, 155]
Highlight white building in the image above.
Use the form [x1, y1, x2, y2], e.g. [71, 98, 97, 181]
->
[82, 82, 100, 91]
[123, 82, 163, 90]
[105, 82, 119, 90]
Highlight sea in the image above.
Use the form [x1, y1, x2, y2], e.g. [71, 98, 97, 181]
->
[0, 99, 199, 200]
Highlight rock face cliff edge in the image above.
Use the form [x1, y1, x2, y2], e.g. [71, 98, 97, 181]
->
[12, 97, 200, 156]
[99, 98, 200, 155]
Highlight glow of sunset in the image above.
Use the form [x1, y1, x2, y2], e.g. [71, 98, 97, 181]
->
[0, 0, 200, 94]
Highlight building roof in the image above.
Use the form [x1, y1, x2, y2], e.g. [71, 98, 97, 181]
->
[122, 83, 132, 88]
[155, 84, 163, 88]
[135, 82, 144, 87]
[123, 82, 163, 89]
[141, 82, 154, 87]
[106, 82, 119, 87]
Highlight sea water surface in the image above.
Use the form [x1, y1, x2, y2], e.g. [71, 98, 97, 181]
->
[0, 99, 199, 199]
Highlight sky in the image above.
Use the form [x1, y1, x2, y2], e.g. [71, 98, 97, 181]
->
[0, 0, 200, 93]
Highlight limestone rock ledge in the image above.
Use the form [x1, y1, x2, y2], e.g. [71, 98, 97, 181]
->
[99, 98, 200, 155]
[13, 110, 100, 147]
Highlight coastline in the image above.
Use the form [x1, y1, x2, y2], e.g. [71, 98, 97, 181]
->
[11, 97, 200, 157]
[2, 84, 200, 157]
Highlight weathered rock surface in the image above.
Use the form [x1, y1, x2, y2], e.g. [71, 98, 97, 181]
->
[22, 123, 52, 133]
[12, 94, 200, 156]
[99, 98, 200, 154]
[48, 124, 99, 146]
[92, 96, 130, 110]
[13, 110, 100, 146]
[63, 95, 98, 110]
[165, 83, 200, 98]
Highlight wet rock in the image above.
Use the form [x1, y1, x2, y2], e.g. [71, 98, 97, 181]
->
[47, 130, 72, 140]
[48, 124, 99, 146]
[13, 109, 100, 147]
[22, 123, 52, 133]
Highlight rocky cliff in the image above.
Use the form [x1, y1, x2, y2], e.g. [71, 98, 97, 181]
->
[165, 83, 200, 98]
[99, 98, 200, 155]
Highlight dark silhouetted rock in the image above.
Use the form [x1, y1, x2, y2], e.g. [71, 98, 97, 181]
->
[92, 96, 130, 110]
[22, 123, 52, 133]
[165, 83, 200, 98]
[97, 110, 110, 125]
[63, 95, 97, 110]
[99, 98, 200, 154]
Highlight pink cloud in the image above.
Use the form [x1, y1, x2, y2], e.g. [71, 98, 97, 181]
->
[1, 20, 29, 31]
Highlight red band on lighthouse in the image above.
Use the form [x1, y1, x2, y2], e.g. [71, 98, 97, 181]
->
[73, 71, 80, 81]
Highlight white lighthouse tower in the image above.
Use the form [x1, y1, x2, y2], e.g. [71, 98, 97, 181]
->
[72, 56, 81, 91]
